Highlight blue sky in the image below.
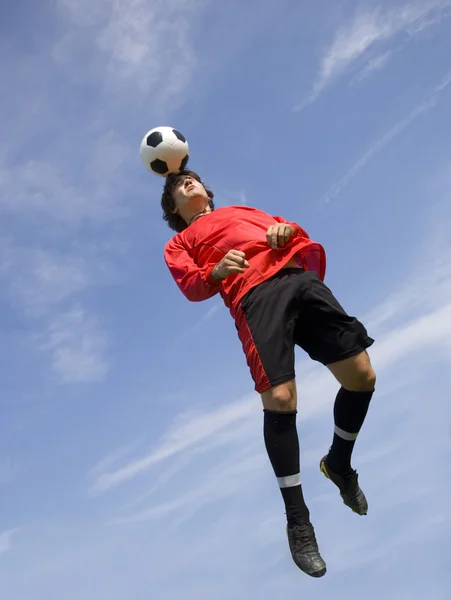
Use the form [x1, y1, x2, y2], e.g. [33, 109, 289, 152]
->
[1, 0, 451, 597]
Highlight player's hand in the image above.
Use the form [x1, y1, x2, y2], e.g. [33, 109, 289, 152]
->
[266, 223, 295, 249]
[212, 250, 250, 280]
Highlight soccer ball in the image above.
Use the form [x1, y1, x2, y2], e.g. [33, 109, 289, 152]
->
[140, 126, 189, 177]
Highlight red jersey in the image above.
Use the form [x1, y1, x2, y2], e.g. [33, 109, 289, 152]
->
[164, 205, 326, 318]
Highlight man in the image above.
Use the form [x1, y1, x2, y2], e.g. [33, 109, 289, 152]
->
[162, 170, 376, 578]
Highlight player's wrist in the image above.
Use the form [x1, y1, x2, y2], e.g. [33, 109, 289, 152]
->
[212, 264, 224, 280]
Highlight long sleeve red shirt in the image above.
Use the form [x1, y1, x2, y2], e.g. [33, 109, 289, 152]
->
[164, 205, 326, 318]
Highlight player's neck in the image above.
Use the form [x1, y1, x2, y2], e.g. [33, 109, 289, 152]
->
[188, 207, 211, 225]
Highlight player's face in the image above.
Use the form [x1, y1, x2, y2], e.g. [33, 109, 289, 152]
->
[172, 174, 209, 211]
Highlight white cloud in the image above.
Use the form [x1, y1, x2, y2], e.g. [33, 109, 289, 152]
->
[0, 240, 112, 384]
[225, 191, 250, 208]
[353, 50, 393, 82]
[0, 242, 91, 317]
[372, 303, 451, 369]
[88, 443, 144, 480]
[217, 189, 248, 207]
[89, 396, 256, 493]
[0, 159, 128, 225]
[294, 0, 451, 110]
[366, 265, 451, 336]
[115, 450, 197, 513]
[0, 529, 18, 555]
[111, 450, 267, 525]
[37, 307, 109, 383]
[55, 0, 202, 105]
[321, 67, 451, 203]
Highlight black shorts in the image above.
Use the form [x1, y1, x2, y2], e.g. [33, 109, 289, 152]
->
[234, 268, 374, 393]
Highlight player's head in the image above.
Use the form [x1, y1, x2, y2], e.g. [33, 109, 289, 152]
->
[161, 170, 215, 233]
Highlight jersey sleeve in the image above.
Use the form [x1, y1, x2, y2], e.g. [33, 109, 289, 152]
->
[272, 215, 310, 239]
[164, 237, 222, 302]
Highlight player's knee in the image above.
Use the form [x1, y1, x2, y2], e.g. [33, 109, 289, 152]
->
[261, 380, 297, 411]
[348, 366, 376, 392]
[272, 385, 294, 406]
[367, 367, 377, 390]
[329, 350, 376, 392]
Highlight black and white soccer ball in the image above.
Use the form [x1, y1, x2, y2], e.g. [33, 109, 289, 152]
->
[140, 126, 189, 177]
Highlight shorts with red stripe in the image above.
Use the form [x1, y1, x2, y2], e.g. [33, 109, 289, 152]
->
[234, 268, 374, 394]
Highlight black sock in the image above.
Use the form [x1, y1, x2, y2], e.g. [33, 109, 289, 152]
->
[263, 409, 310, 526]
[328, 387, 374, 475]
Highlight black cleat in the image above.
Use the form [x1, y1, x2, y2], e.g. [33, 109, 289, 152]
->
[320, 455, 368, 516]
[286, 521, 327, 578]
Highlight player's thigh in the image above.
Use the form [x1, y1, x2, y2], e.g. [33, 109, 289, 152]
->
[294, 271, 375, 370]
[234, 275, 298, 396]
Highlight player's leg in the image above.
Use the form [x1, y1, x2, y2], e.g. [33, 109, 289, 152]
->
[293, 270, 375, 515]
[318, 351, 376, 515]
[260, 379, 326, 578]
[237, 276, 310, 528]
[235, 270, 326, 578]
[326, 350, 376, 474]
[260, 379, 310, 525]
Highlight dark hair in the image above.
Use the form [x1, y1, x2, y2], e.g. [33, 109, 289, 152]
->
[161, 169, 215, 233]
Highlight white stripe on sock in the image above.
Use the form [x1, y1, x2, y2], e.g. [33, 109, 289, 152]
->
[334, 425, 358, 441]
[277, 473, 301, 488]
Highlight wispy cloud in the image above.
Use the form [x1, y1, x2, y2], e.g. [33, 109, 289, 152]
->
[0, 157, 128, 226]
[293, 0, 451, 110]
[88, 443, 144, 480]
[216, 188, 249, 208]
[37, 307, 109, 383]
[0, 529, 18, 555]
[352, 50, 393, 83]
[111, 450, 267, 526]
[365, 231, 451, 332]
[0, 242, 92, 317]
[55, 0, 202, 106]
[321, 67, 451, 203]
[0, 240, 111, 383]
[89, 396, 256, 493]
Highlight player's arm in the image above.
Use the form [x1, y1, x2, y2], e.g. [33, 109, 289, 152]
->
[164, 237, 223, 302]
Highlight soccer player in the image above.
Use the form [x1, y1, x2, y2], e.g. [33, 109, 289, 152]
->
[162, 170, 376, 578]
